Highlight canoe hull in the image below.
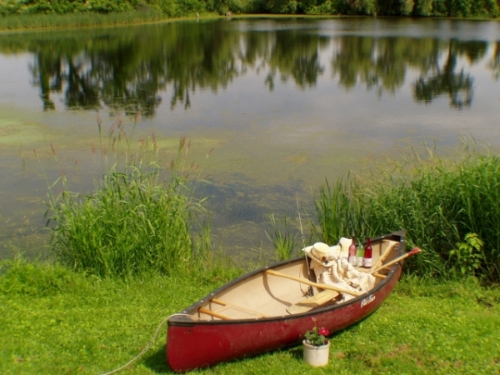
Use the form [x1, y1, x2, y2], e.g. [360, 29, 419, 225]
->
[167, 232, 405, 372]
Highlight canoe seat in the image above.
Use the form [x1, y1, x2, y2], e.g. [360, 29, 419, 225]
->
[199, 298, 268, 320]
[287, 289, 340, 314]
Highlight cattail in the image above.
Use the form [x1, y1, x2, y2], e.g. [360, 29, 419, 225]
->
[96, 113, 102, 133]
[152, 132, 157, 150]
[179, 135, 186, 151]
[116, 114, 124, 131]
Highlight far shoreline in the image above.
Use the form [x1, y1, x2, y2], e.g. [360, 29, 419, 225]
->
[1, 12, 498, 34]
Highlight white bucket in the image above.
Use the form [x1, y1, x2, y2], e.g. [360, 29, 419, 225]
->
[302, 340, 330, 367]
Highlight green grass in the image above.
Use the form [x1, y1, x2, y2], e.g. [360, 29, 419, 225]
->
[0, 257, 242, 375]
[312, 142, 500, 283]
[1, 259, 499, 374]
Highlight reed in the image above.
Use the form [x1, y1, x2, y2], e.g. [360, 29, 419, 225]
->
[42, 119, 214, 278]
[313, 142, 500, 283]
[266, 214, 298, 261]
[311, 175, 365, 246]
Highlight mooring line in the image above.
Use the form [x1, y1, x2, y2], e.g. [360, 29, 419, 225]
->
[99, 315, 172, 375]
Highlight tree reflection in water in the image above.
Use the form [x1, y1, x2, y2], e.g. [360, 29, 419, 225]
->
[414, 40, 487, 109]
[2, 20, 497, 115]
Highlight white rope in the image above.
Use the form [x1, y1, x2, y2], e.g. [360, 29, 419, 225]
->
[99, 315, 175, 375]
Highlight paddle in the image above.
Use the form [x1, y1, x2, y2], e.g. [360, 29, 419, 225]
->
[370, 247, 422, 275]
[265, 269, 362, 297]
[372, 240, 399, 270]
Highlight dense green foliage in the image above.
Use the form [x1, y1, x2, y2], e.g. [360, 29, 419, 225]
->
[1, 0, 499, 18]
[312, 143, 500, 283]
[1, 259, 499, 374]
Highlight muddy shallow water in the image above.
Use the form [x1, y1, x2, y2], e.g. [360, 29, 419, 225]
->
[0, 17, 499, 261]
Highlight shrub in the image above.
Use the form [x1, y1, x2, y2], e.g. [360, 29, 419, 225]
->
[265, 0, 299, 14]
[413, 0, 433, 15]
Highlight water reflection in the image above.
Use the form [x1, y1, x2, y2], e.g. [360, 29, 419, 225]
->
[490, 41, 500, 80]
[1, 19, 498, 116]
[414, 39, 488, 109]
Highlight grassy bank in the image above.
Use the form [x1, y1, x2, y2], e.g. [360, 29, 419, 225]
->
[0, 259, 499, 374]
[0, 9, 169, 30]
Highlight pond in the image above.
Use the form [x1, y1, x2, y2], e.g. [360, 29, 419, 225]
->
[0, 17, 499, 261]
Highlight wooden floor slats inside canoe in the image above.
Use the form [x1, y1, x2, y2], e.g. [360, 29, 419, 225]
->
[201, 299, 269, 320]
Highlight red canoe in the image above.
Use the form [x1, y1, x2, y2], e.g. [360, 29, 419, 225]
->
[167, 231, 408, 372]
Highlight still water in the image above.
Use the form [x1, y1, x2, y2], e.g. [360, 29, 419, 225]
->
[0, 17, 499, 260]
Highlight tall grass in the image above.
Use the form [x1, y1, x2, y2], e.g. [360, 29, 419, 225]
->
[311, 175, 365, 246]
[40, 118, 215, 278]
[313, 142, 500, 283]
[266, 214, 298, 261]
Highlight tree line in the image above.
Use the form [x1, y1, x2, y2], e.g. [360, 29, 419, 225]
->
[1, 0, 499, 18]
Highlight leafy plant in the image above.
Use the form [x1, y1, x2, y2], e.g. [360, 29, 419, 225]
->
[304, 317, 329, 346]
[449, 233, 484, 276]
